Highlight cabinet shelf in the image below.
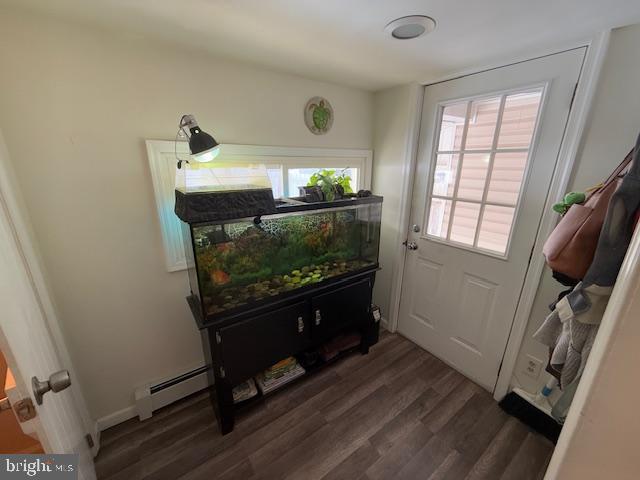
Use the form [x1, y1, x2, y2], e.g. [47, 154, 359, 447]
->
[232, 342, 363, 412]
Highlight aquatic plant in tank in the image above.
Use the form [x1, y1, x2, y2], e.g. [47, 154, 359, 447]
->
[193, 208, 376, 315]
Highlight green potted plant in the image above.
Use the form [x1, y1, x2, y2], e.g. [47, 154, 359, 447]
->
[299, 168, 353, 202]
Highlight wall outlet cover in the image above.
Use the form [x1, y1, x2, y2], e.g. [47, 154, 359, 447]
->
[523, 355, 543, 379]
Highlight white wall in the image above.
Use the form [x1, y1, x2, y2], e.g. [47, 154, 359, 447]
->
[0, 7, 373, 421]
[511, 23, 640, 395]
[547, 238, 640, 480]
[371, 85, 415, 321]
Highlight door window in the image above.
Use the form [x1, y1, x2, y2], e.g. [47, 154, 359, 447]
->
[426, 88, 543, 255]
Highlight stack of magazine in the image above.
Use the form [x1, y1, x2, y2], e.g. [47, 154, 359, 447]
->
[255, 357, 305, 394]
[232, 378, 258, 403]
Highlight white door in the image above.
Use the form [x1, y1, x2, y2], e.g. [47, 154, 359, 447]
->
[0, 131, 96, 478]
[398, 48, 585, 391]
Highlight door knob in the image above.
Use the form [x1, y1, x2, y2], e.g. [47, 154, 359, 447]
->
[32, 370, 71, 405]
[406, 242, 418, 250]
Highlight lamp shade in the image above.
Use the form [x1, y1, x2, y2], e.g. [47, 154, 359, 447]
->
[189, 126, 220, 162]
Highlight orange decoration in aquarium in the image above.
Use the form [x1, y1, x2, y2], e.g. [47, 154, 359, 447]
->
[211, 270, 231, 285]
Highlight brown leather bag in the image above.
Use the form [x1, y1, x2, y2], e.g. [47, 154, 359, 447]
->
[542, 148, 634, 281]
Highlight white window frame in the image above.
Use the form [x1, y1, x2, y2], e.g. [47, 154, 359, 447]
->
[422, 84, 547, 259]
[146, 140, 372, 272]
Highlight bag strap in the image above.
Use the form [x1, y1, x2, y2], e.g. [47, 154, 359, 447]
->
[628, 132, 640, 179]
[602, 148, 634, 186]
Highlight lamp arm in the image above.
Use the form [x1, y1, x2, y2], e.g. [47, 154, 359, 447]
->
[175, 113, 197, 169]
[179, 114, 199, 137]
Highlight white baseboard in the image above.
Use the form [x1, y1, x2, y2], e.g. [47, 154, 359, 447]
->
[96, 366, 209, 433]
[96, 318, 390, 434]
[95, 405, 137, 432]
[135, 369, 209, 422]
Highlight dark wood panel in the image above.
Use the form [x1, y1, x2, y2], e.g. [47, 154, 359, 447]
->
[219, 301, 310, 385]
[311, 277, 372, 341]
[95, 332, 554, 480]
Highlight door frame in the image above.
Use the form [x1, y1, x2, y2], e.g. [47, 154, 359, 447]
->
[385, 30, 611, 401]
[0, 129, 99, 455]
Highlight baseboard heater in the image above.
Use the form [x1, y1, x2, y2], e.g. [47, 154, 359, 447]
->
[134, 365, 210, 420]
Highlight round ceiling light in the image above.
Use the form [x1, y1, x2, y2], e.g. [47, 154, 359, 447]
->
[385, 15, 436, 40]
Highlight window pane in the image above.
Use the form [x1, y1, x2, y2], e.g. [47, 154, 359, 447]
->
[433, 154, 459, 197]
[457, 153, 490, 201]
[486, 152, 528, 205]
[438, 102, 467, 151]
[427, 198, 452, 239]
[498, 91, 542, 149]
[465, 96, 501, 150]
[477, 205, 516, 254]
[450, 201, 481, 246]
[287, 167, 358, 197]
[267, 166, 284, 198]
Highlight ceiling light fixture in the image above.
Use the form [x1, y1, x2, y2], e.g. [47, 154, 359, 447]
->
[385, 15, 436, 40]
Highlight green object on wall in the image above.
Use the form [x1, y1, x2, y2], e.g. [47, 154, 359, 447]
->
[305, 97, 334, 135]
[312, 101, 330, 130]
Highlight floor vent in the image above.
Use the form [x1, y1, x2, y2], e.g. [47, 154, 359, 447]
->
[134, 366, 209, 421]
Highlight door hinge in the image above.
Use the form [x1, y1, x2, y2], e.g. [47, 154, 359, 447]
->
[13, 398, 37, 422]
[85, 434, 95, 449]
[219, 367, 226, 378]
[569, 82, 578, 110]
[0, 397, 10, 411]
[215, 331, 222, 344]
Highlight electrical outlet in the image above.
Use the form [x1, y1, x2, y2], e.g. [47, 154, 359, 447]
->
[523, 355, 543, 379]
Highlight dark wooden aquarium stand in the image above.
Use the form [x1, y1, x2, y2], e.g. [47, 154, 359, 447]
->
[175, 188, 383, 435]
[190, 268, 380, 434]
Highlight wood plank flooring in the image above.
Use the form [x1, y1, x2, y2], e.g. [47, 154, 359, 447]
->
[95, 333, 554, 480]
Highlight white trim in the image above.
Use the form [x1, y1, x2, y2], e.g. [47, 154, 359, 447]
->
[95, 405, 137, 432]
[146, 141, 373, 272]
[0, 130, 99, 458]
[98, 366, 210, 430]
[135, 370, 208, 421]
[145, 140, 189, 272]
[544, 207, 640, 479]
[494, 30, 611, 400]
[387, 83, 424, 332]
[419, 40, 593, 87]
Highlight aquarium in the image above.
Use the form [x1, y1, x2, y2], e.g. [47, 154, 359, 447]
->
[180, 197, 382, 320]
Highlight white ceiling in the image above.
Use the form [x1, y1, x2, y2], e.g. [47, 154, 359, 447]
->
[3, 0, 640, 90]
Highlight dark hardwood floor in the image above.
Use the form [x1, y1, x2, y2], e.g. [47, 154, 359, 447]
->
[95, 332, 554, 480]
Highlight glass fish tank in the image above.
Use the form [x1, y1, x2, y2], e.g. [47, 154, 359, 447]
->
[180, 197, 382, 320]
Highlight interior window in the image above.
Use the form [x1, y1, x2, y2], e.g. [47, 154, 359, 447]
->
[426, 88, 543, 255]
[266, 166, 284, 198]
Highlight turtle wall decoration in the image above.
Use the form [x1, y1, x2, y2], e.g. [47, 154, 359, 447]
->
[304, 97, 334, 135]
